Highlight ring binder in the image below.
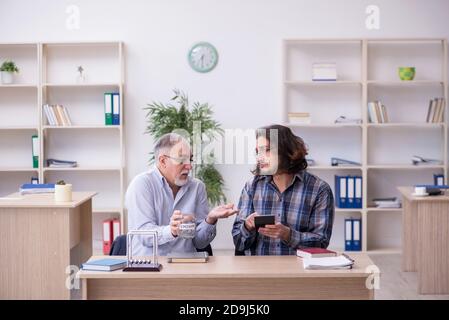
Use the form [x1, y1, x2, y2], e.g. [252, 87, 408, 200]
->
[123, 230, 163, 272]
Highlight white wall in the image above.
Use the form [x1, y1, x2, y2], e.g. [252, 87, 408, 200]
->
[1, 0, 449, 249]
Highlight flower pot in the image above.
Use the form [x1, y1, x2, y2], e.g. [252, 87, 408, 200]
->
[55, 184, 73, 202]
[1, 71, 14, 84]
[398, 67, 415, 81]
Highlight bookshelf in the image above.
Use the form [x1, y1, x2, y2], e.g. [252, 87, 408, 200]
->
[0, 42, 125, 253]
[282, 38, 448, 254]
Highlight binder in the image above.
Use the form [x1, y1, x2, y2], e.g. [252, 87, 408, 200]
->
[352, 218, 362, 251]
[112, 219, 121, 242]
[31, 177, 39, 184]
[103, 219, 113, 255]
[347, 176, 354, 208]
[31, 135, 39, 169]
[104, 93, 113, 125]
[335, 175, 347, 208]
[434, 174, 444, 186]
[345, 219, 353, 251]
[112, 93, 120, 125]
[355, 176, 362, 208]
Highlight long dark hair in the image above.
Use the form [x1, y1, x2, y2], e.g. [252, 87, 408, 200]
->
[252, 124, 308, 175]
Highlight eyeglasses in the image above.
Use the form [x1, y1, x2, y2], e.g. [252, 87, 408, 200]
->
[164, 155, 194, 165]
[254, 147, 271, 156]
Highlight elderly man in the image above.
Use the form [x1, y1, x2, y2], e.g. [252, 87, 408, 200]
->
[126, 132, 237, 256]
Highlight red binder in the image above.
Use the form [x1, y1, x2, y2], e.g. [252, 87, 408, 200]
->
[102, 219, 113, 255]
[112, 219, 121, 242]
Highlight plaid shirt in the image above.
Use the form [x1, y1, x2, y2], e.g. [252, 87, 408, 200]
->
[232, 170, 334, 255]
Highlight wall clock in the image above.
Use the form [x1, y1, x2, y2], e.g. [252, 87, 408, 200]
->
[188, 42, 219, 73]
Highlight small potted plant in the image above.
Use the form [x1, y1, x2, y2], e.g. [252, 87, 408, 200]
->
[0, 60, 19, 84]
[54, 180, 73, 202]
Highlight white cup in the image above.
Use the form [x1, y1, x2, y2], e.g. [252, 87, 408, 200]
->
[55, 184, 72, 202]
[414, 186, 427, 195]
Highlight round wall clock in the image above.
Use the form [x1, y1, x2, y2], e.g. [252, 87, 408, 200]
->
[188, 42, 219, 73]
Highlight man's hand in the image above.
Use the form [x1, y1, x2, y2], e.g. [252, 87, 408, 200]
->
[243, 212, 259, 231]
[258, 223, 291, 242]
[170, 210, 183, 237]
[206, 203, 238, 225]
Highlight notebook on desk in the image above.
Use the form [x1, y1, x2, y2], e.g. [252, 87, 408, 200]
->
[167, 251, 209, 263]
[302, 254, 354, 270]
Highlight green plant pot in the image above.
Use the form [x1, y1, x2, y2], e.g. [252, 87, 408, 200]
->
[398, 67, 415, 81]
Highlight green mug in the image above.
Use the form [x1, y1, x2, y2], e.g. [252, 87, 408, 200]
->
[398, 67, 415, 81]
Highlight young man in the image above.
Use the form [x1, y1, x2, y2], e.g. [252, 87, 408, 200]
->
[232, 124, 334, 255]
[126, 133, 237, 256]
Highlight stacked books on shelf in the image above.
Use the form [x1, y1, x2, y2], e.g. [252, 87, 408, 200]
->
[20, 183, 55, 195]
[426, 98, 445, 123]
[46, 158, 78, 168]
[296, 247, 337, 258]
[104, 92, 120, 125]
[411, 155, 442, 166]
[43, 104, 72, 126]
[302, 254, 354, 270]
[312, 62, 337, 81]
[372, 197, 401, 208]
[288, 112, 311, 124]
[81, 258, 127, 271]
[335, 175, 363, 208]
[345, 218, 362, 251]
[368, 101, 389, 123]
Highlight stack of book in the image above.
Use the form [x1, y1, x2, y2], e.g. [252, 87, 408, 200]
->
[426, 98, 445, 123]
[81, 258, 127, 271]
[312, 63, 337, 81]
[46, 158, 78, 168]
[368, 101, 389, 123]
[43, 104, 72, 126]
[20, 183, 55, 195]
[411, 155, 442, 166]
[288, 112, 311, 124]
[372, 197, 401, 208]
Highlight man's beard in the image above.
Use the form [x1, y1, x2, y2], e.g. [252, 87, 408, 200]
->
[174, 174, 189, 187]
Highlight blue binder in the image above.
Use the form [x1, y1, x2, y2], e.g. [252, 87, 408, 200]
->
[347, 176, 354, 208]
[434, 174, 444, 186]
[335, 175, 348, 208]
[354, 176, 362, 209]
[344, 218, 353, 251]
[112, 93, 120, 125]
[351, 218, 362, 251]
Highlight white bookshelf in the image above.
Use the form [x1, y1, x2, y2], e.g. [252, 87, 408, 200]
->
[0, 42, 125, 252]
[282, 38, 448, 254]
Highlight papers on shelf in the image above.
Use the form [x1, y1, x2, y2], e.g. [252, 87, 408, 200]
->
[372, 197, 402, 208]
[411, 155, 443, 166]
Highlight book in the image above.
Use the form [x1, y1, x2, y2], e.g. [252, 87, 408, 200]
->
[302, 254, 354, 270]
[81, 258, 127, 271]
[20, 183, 55, 195]
[61, 106, 73, 126]
[334, 116, 362, 124]
[167, 251, 209, 263]
[46, 158, 77, 168]
[297, 247, 337, 258]
[412, 155, 442, 166]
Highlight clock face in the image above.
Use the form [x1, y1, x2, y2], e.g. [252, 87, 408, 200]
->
[188, 42, 218, 73]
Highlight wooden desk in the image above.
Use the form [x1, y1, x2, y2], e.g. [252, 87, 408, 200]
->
[78, 254, 377, 300]
[399, 186, 449, 294]
[0, 191, 97, 299]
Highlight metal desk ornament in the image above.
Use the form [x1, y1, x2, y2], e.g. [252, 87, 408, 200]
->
[123, 230, 163, 272]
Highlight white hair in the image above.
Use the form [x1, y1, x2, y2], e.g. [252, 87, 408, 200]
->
[154, 133, 189, 161]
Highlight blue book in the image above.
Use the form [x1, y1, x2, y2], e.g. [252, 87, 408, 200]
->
[20, 183, 55, 189]
[81, 258, 127, 271]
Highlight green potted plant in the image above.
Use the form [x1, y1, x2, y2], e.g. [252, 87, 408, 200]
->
[144, 89, 226, 205]
[0, 60, 19, 84]
[55, 180, 72, 202]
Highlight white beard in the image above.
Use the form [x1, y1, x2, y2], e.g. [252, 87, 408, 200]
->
[174, 176, 189, 187]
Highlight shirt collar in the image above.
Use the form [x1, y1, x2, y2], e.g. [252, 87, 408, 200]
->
[260, 170, 305, 183]
[152, 165, 192, 189]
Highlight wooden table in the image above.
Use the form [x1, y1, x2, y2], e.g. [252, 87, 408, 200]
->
[0, 191, 97, 299]
[399, 186, 449, 294]
[78, 254, 377, 300]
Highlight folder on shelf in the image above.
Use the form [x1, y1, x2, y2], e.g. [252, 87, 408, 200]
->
[345, 218, 353, 251]
[335, 175, 347, 208]
[352, 218, 362, 251]
[112, 93, 120, 125]
[103, 219, 113, 255]
[434, 174, 444, 186]
[347, 176, 354, 208]
[31, 134, 39, 169]
[104, 93, 113, 125]
[112, 219, 121, 242]
[355, 176, 362, 209]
